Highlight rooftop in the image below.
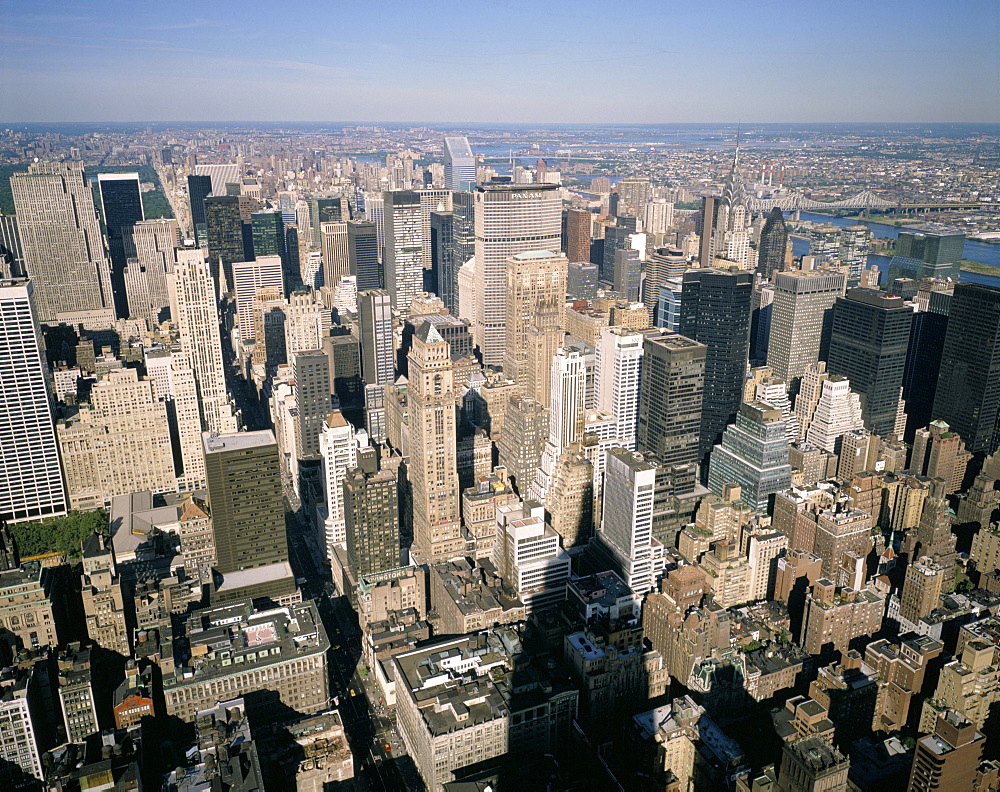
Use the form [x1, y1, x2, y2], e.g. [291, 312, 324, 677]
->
[203, 429, 277, 454]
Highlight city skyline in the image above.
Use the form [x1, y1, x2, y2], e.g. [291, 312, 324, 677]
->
[2, 0, 999, 123]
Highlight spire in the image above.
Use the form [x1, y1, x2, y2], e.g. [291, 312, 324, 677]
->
[732, 123, 742, 172]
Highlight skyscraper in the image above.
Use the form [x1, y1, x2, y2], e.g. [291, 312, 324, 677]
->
[679, 267, 754, 461]
[767, 270, 847, 391]
[194, 163, 242, 199]
[567, 260, 598, 301]
[932, 283, 1000, 455]
[187, 173, 213, 245]
[907, 710, 985, 792]
[408, 322, 462, 560]
[826, 289, 912, 436]
[431, 211, 455, 311]
[124, 219, 181, 325]
[756, 206, 787, 280]
[232, 256, 285, 345]
[98, 173, 144, 317]
[10, 161, 114, 323]
[204, 196, 247, 291]
[595, 326, 645, 450]
[636, 332, 706, 495]
[613, 248, 642, 302]
[293, 350, 331, 462]
[443, 137, 476, 191]
[564, 208, 592, 265]
[320, 411, 358, 552]
[473, 181, 562, 366]
[348, 220, 381, 291]
[204, 430, 294, 603]
[503, 250, 568, 388]
[320, 221, 350, 291]
[615, 178, 651, 217]
[344, 463, 401, 578]
[0, 279, 67, 523]
[358, 289, 395, 387]
[251, 209, 286, 263]
[383, 191, 424, 318]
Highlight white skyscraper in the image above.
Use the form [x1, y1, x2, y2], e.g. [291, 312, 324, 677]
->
[443, 137, 477, 191]
[492, 500, 571, 613]
[0, 279, 67, 523]
[805, 376, 866, 454]
[284, 290, 329, 358]
[320, 411, 358, 554]
[232, 256, 285, 344]
[595, 327, 645, 450]
[473, 181, 562, 366]
[383, 191, 424, 318]
[170, 249, 238, 434]
[531, 346, 586, 502]
[194, 163, 242, 198]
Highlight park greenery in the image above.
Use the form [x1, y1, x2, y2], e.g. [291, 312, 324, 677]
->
[10, 510, 108, 561]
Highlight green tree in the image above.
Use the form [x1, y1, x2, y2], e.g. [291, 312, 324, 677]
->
[10, 510, 108, 560]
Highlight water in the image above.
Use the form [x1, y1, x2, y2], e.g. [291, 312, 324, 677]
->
[795, 211, 1000, 269]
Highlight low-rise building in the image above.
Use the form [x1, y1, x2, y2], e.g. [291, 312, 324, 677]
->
[0, 561, 58, 652]
[429, 557, 525, 636]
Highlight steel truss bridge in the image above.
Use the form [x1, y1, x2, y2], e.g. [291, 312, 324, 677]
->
[749, 190, 997, 214]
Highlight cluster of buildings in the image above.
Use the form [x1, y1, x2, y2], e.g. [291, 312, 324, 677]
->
[2, 132, 1000, 791]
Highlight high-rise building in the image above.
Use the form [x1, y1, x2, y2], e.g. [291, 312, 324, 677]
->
[826, 288, 912, 436]
[932, 283, 1000, 455]
[473, 180, 562, 366]
[602, 225, 632, 284]
[613, 248, 642, 302]
[408, 322, 462, 559]
[345, 462, 400, 578]
[124, 219, 181, 325]
[679, 267, 754, 460]
[910, 420, 971, 494]
[756, 206, 788, 280]
[357, 289, 395, 387]
[170, 249, 238, 434]
[645, 247, 686, 322]
[320, 411, 358, 553]
[284, 289, 328, 358]
[839, 225, 872, 285]
[804, 377, 865, 454]
[98, 173, 144, 317]
[293, 350, 330, 462]
[567, 260, 598, 301]
[450, 190, 476, 275]
[348, 220, 380, 291]
[187, 174, 212, 245]
[504, 250, 568, 388]
[767, 270, 847, 391]
[311, 196, 347, 249]
[10, 161, 114, 323]
[498, 396, 549, 495]
[615, 178, 652, 217]
[204, 195, 247, 290]
[383, 191, 424, 318]
[595, 326, 645, 450]
[897, 229, 966, 273]
[443, 137, 476, 191]
[636, 332, 706, 493]
[194, 163, 242, 199]
[204, 431, 295, 603]
[0, 279, 67, 523]
[493, 500, 571, 612]
[565, 208, 593, 264]
[320, 220, 350, 291]
[907, 710, 985, 792]
[232, 256, 285, 345]
[417, 189, 452, 276]
[431, 210, 455, 311]
[778, 735, 850, 792]
[251, 209, 286, 263]
[706, 401, 792, 515]
[0, 661, 44, 784]
[644, 198, 674, 237]
[0, 213, 24, 278]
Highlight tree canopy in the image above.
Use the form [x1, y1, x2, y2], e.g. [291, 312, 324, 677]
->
[10, 510, 108, 561]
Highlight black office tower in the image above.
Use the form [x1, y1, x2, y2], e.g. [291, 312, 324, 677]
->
[187, 174, 212, 246]
[678, 267, 754, 463]
[756, 206, 787, 280]
[903, 289, 951, 436]
[348, 220, 381, 291]
[602, 225, 630, 284]
[932, 283, 1000, 455]
[827, 289, 913, 436]
[98, 173, 144, 318]
[204, 196, 246, 291]
[431, 211, 455, 312]
[344, 462, 401, 577]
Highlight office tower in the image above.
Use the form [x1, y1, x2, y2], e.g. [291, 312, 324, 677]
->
[903, 286, 951, 433]
[345, 464, 400, 577]
[57, 369, 177, 508]
[443, 137, 476, 190]
[204, 430, 294, 602]
[504, 250, 568, 387]
[320, 411, 358, 551]
[697, 195, 717, 268]
[595, 326, 645, 450]
[10, 161, 114, 323]
[616, 178, 651, 217]
[826, 289, 912, 436]
[0, 213, 23, 278]
[204, 195, 247, 290]
[679, 267, 754, 460]
[493, 500, 572, 611]
[251, 292, 287, 369]
[707, 401, 792, 515]
[804, 377, 865, 454]
[644, 198, 674, 237]
[839, 225, 872, 284]
[383, 191, 424, 318]
[567, 260, 598, 301]
[408, 322, 462, 559]
[57, 642, 99, 743]
[636, 333, 706, 492]
[124, 219, 181, 324]
[417, 189, 452, 275]
[602, 225, 631, 284]
[320, 220, 350, 290]
[708, 154, 752, 267]
[195, 163, 242, 198]
[0, 279, 67, 523]
[547, 450, 595, 547]
[897, 228, 966, 275]
[293, 350, 330, 462]
[348, 220, 380, 291]
[599, 449, 665, 594]
[613, 248, 642, 302]
[474, 181, 562, 366]
[232, 256, 284, 345]
[757, 206, 787, 280]
[98, 173, 144, 316]
[899, 556, 945, 625]
[171, 249, 237, 434]
[565, 208, 593, 264]
[907, 711, 985, 792]
[911, 420, 971, 493]
[431, 211, 455, 310]
[644, 247, 686, 321]
[251, 209, 286, 261]
[548, 346, 587, 450]
[311, 196, 347, 248]
[284, 290, 328, 358]
[767, 270, 847, 391]
[498, 396, 548, 495]
[144, 348, 205, 490]
[0, 662, 45, 784]
[778, 735, 850, 792]
[751, 282, 775, 363]
[793, 361, 830, 440]
[933, 283, 1000, 455]
[357, 289, 395, 387]
[187, 174, 212, 245]
[450, 188, 476, 273]
[807, 224, 840, 262]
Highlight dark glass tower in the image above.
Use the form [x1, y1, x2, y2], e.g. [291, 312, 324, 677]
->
[903, 289, 951, 435]
[827, 288, 913, 436]
[348, 220, 381, 291]
[431, 210, 455, 311]
[98, 173, 144, 317]
[756, 206, 787, 279]
[932, 283, 1000, 455]
[344, 463, 401, 577]
[204, 196, 246, 290]
[678, 267, 754, 464]
[602, 225, 631, 284]
[251, 209, 287, 286]
[187, 174, 212, 246]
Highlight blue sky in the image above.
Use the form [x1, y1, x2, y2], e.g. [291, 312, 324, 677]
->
[1, 0, 998, 122]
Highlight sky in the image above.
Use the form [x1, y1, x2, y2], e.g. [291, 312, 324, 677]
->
[1, 0, 998, 123]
